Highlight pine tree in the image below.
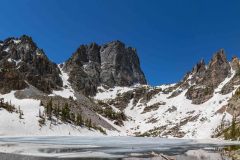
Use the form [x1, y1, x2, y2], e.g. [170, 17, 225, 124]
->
[18, 106, 23, 119]
[56, 102, 60, 122]
[70, 113, 75, 122]
[39, 109, 42, 118]
[69, 96, 74, 101]
[46, 99, 53, 120]
[40, 100, 43, 106]
[85, 119, 89, 128]
[76, 114, 84, 126]
[38, 116, 46, 126]
[231, 115, 237, 140]
[87, 119, 92, 130]
[61, 103, 70, 122]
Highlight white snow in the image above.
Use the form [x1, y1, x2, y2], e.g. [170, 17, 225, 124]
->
[156, 83, 176, 90]
[3, 47, 10, 52]
[7, 58, 13, 62]
[49, 65, 76, 100]
[13, 39, 21, 44]
[83, 64, 88, 69]
[182, 149, 224, 159]
[15, 59, 22, 66]
[92, 67, 238, 139]
[0, 91, 102, 136]
[36, 50, 43, 56]
[94, 86, 135, 101]
[7, 58, 22, 66]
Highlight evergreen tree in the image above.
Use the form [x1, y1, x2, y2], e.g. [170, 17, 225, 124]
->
[87, 119, 92, 130]
[56, 102, 60, 121]
[18, 106, 23, 119]
[70, 113, 75, 122]
[39, 109, 42, 118]
[231, 115, 237, 140]
[46, 99, 53, 120]
[61, 103, 70, 122]
[40, 100, 43, 106]
[76, 114, 84, 126]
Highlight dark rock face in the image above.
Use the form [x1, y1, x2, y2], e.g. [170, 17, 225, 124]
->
[0, 35, 62, 94]
[185, 49, 231, 104]
[99, 41, 146, 86]
[191, 59, 207, 81]
[220, 57, 240, 95]
[64, 40, 147, 96]
[205, 49, 230, 87]
[166, 59, 208, 99]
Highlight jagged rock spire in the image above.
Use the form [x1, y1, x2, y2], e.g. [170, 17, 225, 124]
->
[192, 59, 206, 75]
[185, 49, 231, 104]
[231, 56, 240, 71]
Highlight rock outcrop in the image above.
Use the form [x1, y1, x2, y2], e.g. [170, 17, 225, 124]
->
[0, 35, 62, 94]
[63, 40, 147, 96]
[185, 49, 231, 104]
[221, 57, 240, 94]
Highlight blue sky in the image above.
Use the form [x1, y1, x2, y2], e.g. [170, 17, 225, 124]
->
[0, 0, 240, 85]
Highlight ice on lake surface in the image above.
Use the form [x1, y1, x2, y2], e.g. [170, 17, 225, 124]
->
[0, 136, 239, 159]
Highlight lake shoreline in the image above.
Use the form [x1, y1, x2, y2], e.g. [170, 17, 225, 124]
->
[0, 136, 239, 160]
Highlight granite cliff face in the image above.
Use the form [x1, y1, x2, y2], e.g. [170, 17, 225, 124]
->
[0, 35, 62, 94]
[63, 40, 147, 96]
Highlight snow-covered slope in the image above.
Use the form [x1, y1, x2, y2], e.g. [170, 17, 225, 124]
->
[93, 67, 238, 139]
[0, 91, 103, 136]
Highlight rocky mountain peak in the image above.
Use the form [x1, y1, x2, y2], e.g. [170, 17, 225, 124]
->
[64, 40, 146, 96]
[192, 59, 206, 75]
[209, 49, 228, 68]
[231, 56, 240, 71]
[99, 40, 146, 86]
[0, 35, 62, 94]
[220, 56, 240, 95]
[184, 49, 231, 104]
[103, 40, 124, 47]
[206, 49, 230, 86]
[70, 43, 101, 64]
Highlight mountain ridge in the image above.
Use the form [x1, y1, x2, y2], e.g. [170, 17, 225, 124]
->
[0, 35, 240, 139]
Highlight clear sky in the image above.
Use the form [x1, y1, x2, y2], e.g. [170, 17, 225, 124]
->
[0, 0, 240, 85]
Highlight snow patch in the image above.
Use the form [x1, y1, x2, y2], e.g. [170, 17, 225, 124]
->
[36, 50, 43, 56]
[3, 47, 10, 52]
[7, 58, 13, 62]
[13, 39, 21, 44]
[94, 86, 134, 101]
[49, 65, 76, 100]
[15, 59, 22, 66]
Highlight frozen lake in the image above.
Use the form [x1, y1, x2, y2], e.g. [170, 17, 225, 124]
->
[0, 136, 239, 159]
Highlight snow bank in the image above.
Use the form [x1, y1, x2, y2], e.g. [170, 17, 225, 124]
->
[0, 91, 102, 136]
[94, 86, 135, 101]
[49, 65, 76, 100]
